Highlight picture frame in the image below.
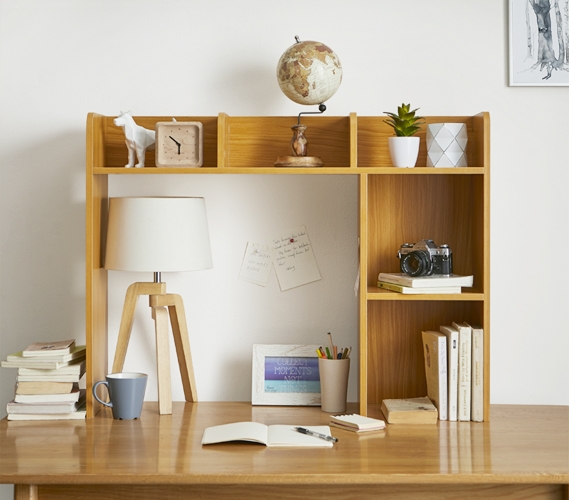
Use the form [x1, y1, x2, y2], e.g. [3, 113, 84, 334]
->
[509, 0, 569, 86]
[252, 344, 321, 406]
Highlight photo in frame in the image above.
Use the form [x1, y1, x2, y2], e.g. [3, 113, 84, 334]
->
[252, 344, 321, 406]
[509, 0, 569, 86]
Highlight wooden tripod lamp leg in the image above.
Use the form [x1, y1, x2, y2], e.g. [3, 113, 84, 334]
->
[168, 294, 198, 402]
[152, 305, 172, 415]
[150, 294, 198, 403]
[112, 282, 165, 374]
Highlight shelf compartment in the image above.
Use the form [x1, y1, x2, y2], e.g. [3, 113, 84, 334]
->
[366, 173, 486, 293]
[221, 115, 351, 168]
[357, 114, 487, 168]
[365, 300, 485, 405]
[95, 115, 219, 169]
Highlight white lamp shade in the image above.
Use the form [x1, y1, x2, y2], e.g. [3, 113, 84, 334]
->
[104, 197, 213, 273]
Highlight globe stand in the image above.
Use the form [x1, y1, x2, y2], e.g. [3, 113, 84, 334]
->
[274, 105, 326, 168]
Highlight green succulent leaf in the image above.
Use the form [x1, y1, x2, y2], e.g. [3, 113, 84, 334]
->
[383, 103, 424, 137]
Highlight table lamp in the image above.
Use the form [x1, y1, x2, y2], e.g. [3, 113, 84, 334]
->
[104, 196, 213, 415]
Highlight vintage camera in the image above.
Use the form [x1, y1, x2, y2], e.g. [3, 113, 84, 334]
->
[398, 239, 453, 277]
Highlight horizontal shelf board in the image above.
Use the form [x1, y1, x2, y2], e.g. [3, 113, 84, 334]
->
[366, 286, 484, 301]
[93, 167, 485, 175]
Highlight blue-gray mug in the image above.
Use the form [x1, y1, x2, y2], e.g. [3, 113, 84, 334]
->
[92, 372, 147, 420]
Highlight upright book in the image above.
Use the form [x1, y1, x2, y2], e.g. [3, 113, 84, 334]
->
[201, 422, 334, 448]
[469, 323, 484, 422]
[453, 321, 472, 421]
[440, 324, 459, 421]
[421, 331, 448, 421]
[377, 272, 474, 288]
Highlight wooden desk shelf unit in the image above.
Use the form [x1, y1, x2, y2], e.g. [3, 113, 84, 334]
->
[86, 112, 491, 420]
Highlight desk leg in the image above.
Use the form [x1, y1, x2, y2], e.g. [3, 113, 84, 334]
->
[14, 484, 38, 500]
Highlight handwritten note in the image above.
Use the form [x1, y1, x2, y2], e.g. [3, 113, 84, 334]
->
[271, 226, 321, 291]
[239, 242, 274, 286]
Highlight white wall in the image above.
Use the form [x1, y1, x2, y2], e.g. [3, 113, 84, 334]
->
[1, 0, 568, 493]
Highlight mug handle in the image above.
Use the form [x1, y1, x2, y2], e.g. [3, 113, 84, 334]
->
[92, 381, 113, 408]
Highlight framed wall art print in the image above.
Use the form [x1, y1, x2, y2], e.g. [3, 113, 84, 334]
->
[509, 0, 569, 86]
[252, 344, 321, 406]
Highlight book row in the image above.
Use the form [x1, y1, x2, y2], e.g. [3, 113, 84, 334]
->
[422, 322, 484, 422]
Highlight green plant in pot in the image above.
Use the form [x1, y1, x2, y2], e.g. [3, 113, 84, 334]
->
[384, 103, 424, 168]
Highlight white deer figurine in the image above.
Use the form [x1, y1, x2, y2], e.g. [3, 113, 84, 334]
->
[114, 111, 155, 168]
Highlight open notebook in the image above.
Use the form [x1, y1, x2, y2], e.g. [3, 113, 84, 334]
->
[202, 422, 334, 448]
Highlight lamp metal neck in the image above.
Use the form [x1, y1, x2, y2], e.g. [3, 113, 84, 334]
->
[154, 272, 161, 283]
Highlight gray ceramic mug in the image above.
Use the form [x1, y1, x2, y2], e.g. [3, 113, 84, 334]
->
[92, 372, 147, 420]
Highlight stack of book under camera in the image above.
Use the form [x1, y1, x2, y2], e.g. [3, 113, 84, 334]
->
[1, 339, 87, 420]
[377, 272, 474, 294]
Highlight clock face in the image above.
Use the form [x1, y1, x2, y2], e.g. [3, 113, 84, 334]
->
[155, 121, 203, 167]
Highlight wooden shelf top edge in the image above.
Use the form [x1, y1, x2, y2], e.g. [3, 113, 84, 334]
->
[88, 112, 488, 120]
[92, 167, 486, 175]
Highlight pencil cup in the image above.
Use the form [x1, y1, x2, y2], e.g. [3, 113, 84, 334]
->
[318, 358, 350, 413]
[92, 372, 147, 420]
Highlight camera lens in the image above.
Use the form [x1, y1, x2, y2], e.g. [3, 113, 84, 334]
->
[401, 250, 433, 277]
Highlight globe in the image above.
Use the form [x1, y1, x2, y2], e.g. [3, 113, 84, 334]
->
[276, 39, 342, 106]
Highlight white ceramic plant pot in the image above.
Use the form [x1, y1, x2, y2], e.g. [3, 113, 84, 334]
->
[388, 136, 420, 168]
[426, 123, 468, 167]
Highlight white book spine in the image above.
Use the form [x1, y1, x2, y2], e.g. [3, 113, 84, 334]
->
[453, 322, 472, 421]
[470, 325, 484, 422]
[440, 326, 459, 422]
[437, 335, 448, 421]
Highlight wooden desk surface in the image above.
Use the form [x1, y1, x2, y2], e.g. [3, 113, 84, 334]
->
[1, 403, 568, 500]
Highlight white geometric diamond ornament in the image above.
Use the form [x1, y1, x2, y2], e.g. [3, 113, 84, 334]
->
[426, 123, 468, 167]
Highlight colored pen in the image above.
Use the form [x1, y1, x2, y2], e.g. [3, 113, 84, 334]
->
[327, 332, 335, 357]
[294, 427, 338, 443]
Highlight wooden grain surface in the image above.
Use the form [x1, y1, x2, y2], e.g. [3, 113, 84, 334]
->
[1, 403, 567, 486]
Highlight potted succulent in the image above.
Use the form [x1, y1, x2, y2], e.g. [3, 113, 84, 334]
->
[384, 103, 425, 168]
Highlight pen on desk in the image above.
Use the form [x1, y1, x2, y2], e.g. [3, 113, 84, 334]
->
[294, 427, 338, 443]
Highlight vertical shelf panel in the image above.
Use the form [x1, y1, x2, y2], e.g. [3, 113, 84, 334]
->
[86, 113, 109, 417]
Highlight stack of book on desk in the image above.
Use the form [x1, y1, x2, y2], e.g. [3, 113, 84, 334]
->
[1, 339, 87, 420]
[377, 272, 474, 294]
[329, 413, 386, 433]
